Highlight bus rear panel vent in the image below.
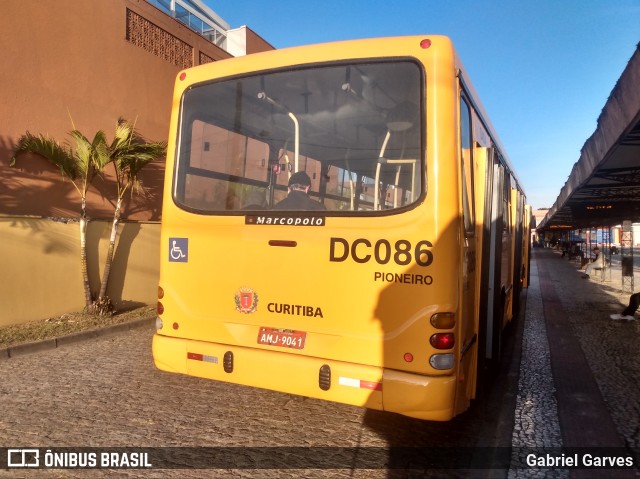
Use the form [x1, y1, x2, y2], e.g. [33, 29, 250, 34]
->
[223, 351, 234, 373]
[319, 364, 331, 391]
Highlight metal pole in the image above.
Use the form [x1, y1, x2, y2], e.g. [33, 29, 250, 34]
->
[621, 220, 634, 293]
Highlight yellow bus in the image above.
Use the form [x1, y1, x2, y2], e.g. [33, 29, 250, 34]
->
[153, 35, 530, 421]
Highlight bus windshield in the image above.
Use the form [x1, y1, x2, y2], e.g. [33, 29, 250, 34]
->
[173, 60, 424, 214]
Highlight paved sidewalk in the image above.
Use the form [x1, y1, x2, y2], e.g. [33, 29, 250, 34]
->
[531, 248, 640, 450]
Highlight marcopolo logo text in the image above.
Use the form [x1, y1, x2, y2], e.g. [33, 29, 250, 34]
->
[245, 215, 325, 226]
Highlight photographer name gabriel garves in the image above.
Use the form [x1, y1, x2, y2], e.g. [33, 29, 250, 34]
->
[526, 452, 635, 468]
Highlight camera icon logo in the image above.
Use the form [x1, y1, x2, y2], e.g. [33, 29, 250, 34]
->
[7, 449, 40, 468]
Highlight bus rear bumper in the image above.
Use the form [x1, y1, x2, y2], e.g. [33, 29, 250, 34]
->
[153, 333, 456, 421]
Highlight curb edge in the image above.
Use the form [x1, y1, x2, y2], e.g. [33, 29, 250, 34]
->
[0, 316, 156, 360]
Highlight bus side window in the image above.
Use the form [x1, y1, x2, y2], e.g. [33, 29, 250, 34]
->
[503, 174, 511, 232]
[460, 96, 475, 236]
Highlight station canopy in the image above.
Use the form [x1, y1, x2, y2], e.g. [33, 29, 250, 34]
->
[538, 43, 640, 231]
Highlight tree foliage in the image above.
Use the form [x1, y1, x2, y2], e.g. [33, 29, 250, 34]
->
[10, 119, 166, 315]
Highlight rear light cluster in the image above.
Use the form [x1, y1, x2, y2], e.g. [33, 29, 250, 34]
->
[429, 313, 455, 370]
[402, 312, 456, 368]
[156, 286, 164, 330]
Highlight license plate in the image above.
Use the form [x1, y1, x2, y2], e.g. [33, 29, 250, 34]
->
[257, 327, 306, 349]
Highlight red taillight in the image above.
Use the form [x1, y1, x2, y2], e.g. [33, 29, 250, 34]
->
[430, 333, 455, 350]
[403, 352, 414, 362]
[158, 286, 164, 299]
[157, 301, 164, 315]
[420, 38, 432, 49]
[179, 72, 186, 81]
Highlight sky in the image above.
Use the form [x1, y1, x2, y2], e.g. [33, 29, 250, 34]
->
[205, 0, 639, 210]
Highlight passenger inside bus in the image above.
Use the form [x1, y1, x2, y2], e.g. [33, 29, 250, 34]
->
[273, 171, 326, 211]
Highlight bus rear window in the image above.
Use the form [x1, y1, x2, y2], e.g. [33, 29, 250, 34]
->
[173, 60, 424, 214]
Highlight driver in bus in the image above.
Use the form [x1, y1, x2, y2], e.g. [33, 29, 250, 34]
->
[273, 171, 326, 211]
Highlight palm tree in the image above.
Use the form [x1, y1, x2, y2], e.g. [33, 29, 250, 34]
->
[10, 130, 110, 310]
[94, 118, 166, 315]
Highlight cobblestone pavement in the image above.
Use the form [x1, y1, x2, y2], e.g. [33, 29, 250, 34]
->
[509, 257, 565, 479]
[1, 248, 639, 478]
[0, 323, 514, 478]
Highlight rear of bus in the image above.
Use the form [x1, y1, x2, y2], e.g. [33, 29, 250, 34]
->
[153, 36, 468, 420]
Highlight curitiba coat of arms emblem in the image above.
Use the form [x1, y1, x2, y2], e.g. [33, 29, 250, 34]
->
[234, 287, 259, 313]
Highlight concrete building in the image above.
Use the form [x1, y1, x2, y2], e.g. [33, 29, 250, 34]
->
[0, 0, 273, 325]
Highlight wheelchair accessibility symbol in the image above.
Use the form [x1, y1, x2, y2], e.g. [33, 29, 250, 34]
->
[169, 238, 188, 262]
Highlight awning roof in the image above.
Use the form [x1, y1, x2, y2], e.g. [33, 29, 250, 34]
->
[537, 42, 640, 231]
